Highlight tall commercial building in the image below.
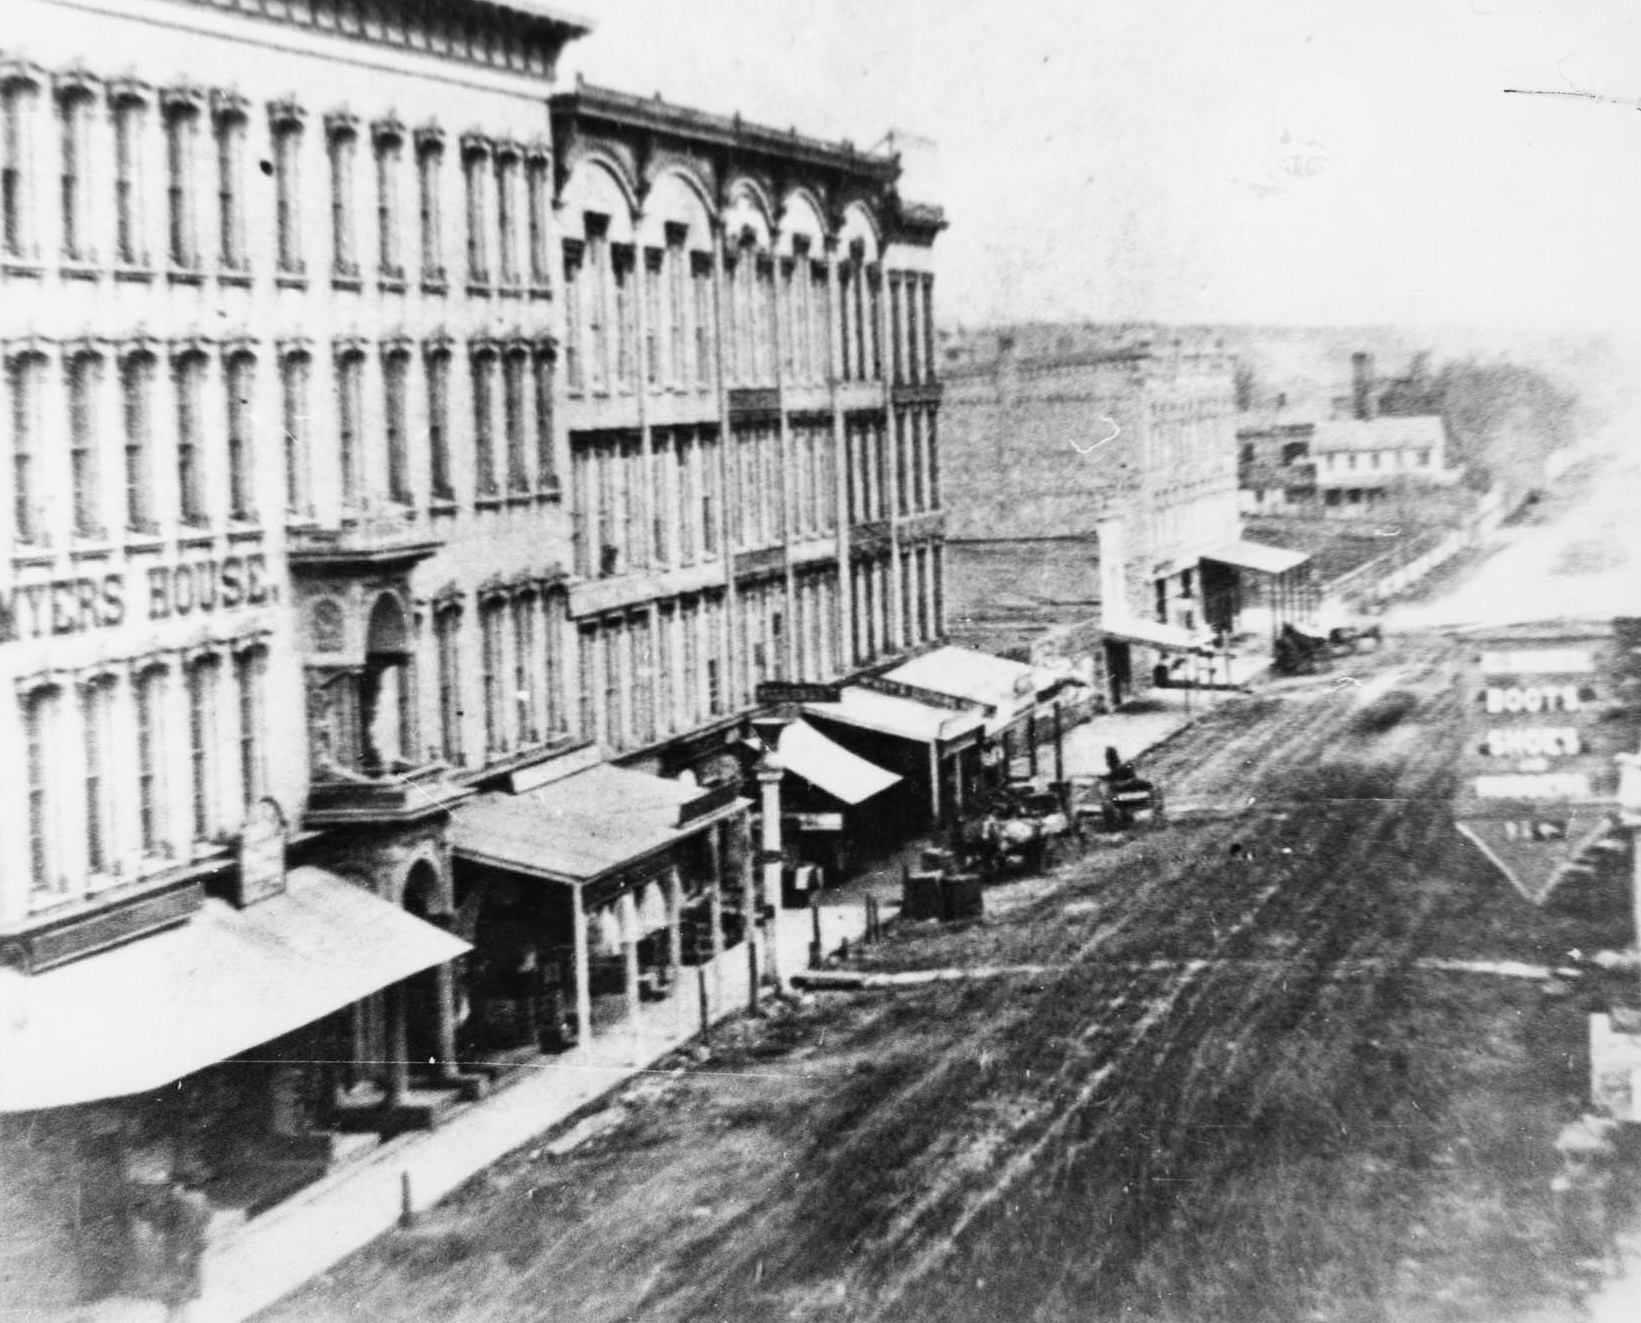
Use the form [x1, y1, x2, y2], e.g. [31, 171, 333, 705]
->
[0, 0, 945, 1306]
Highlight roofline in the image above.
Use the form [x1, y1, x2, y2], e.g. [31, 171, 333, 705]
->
[481, 0, 594, 38]
[551, 79, 902, 184]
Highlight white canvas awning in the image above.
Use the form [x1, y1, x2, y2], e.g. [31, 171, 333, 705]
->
[1100, 616, 1204, 652]
[0, 869, 470, 1114]
[777, 720, 901, 805]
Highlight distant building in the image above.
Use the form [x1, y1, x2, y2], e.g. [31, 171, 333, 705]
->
[1240, 352, 1460, 519]
[942, 327, 1306, 706]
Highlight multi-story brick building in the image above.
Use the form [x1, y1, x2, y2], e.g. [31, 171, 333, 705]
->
[941, 327, 1299, 704]
[0, 0, 946, 1306]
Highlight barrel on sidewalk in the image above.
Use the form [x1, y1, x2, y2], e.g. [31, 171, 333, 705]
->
[902, 870, 944, 920]
[940, 872, 984, 922]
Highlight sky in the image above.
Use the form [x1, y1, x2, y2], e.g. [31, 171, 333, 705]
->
[559, 0, 1641, 334]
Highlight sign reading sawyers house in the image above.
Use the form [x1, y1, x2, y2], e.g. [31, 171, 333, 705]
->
[1453, 620, 1640, 903]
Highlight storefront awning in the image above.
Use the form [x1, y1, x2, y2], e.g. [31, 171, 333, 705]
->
[1099, 616, 1205, 652]
[803, 686, 986, 747]
[451, 762, 749, 886]
[0, 868, 470, 1114]
[1201, 539, 1311, 575]
[777, 719, 902, 805]
[883, 646, 1050, 734]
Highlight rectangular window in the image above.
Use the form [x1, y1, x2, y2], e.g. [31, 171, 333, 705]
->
[118, 352, 156, 532]
[837, 265, 852, 383]
[374, 124, 403, 278]
[187, 657, 219, 843]
[700, 431, 719, 555]
[495, 149, 519, 286]
[513, 593, 537, 745]
[533, 349, 555, 490]
[2, 78, 39, 260]
[922, 275, 937, 380]
[164, 97, 200, 269]
[577, 625, 598, 742]
[868, 267, 883, 381]
[586, 222, 610, 391]
[436, 606, 463, 764]
[235, 649, 265, 806]
[622, 435, 644, 570]
[652, 431, 672, 566]
[613, 244, 635, 389]
[502, 349, 528, 493]
[463, 141, 489, 283]
[927, 410, 941, 509]
[280, 351, 310, 517]
[757, 257, 777, 383]
[336, 351, 364, 507]
[416, 132, 443, 281]
[644, 248, 662, 386]
[384, 350, 410, 504]
[225, 353, 255, 521]
[677, 432, 695, 565]
[656, 603, 675, 738]
[526, 155, 550, 287]
[59, 89, 94, 263]
[631, 613, 655, 747]
[691, 253, 714, 388]
[603, 623, 623, 749]
[136, 667, 166, 856]
[563, 240, 584, 391]
[271, 113, 303, 275]
[810, 262, 829, 382]
[889, 275, 904, 384]
[175, 353, 207, 526]
[25, 687, 60, 894]
[481, 599, 506, 755]
[327, 118, 358, 278]
[895, 411, 910, 517]
[82, 678, 115, 876]
[682, 597, 700, 727]
[543, 593, 566, 737]
[214, 106, 248, 271]
[426, 348, 452, 501]
[67, 352, 102, 538]
[667, 233, 687, 385]
[472, 349, 497, 497]
[113, 95, 146, 266]
[595, 443, 616, 575]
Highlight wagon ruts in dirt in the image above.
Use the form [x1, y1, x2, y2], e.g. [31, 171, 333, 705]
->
[1273, 620, 1384, 675]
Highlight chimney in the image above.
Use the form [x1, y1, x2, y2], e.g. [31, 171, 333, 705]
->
[1351, 352, 1376, 421]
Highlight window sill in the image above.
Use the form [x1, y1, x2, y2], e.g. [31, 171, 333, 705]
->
[527, 284, 552, 301]
[504, 493, 534, 509]
[123, 533, 165, 554]
[534, 484, 562, 503]
[421, 278, 450, 296]
[69, 540, 115, 561]
[378, 275, 408, 294]
[12, 549, 56, 570]
[497, 283, 524, 300]
[474, 494, 503, 512]
[275, 271, 309, 291]
[2, 258, 45, 278]
[428, 498, 459, 519]
[218, 268, 254, 288]
[466, 281, 494, 297]
[168, 268, 208, 287]
[178, 530, 216, 551]
[331, 274, 364, 293]
[226, 523, 264, 544]
[113, 265, 156, 284]
[61, 261, 101, 282]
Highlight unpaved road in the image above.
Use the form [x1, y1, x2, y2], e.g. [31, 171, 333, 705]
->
[262, 461, 1640, 1323]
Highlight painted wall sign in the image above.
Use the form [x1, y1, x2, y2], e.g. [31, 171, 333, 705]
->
[0, 553, 275, 644]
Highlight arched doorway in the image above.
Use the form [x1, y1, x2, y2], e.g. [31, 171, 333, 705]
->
[401, 860, 446, 1074]
[362, 593, 414, 774]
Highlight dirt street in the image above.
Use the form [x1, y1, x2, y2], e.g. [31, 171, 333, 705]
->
[261, 467, 1637, 1323]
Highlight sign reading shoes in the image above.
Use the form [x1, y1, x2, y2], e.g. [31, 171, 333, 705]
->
[1453, 621, 1638, 906]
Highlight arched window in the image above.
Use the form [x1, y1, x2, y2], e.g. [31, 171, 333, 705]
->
[22, 683, 64, 897]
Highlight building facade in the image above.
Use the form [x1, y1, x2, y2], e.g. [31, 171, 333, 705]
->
[941, 327, 1280, 703]
[0, 0, 947, 1307]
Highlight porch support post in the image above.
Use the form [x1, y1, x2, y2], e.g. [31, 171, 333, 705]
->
[571, 883, 592, 1045]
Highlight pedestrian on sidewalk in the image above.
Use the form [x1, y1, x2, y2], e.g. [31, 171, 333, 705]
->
[154, 1173, 212, 1322]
